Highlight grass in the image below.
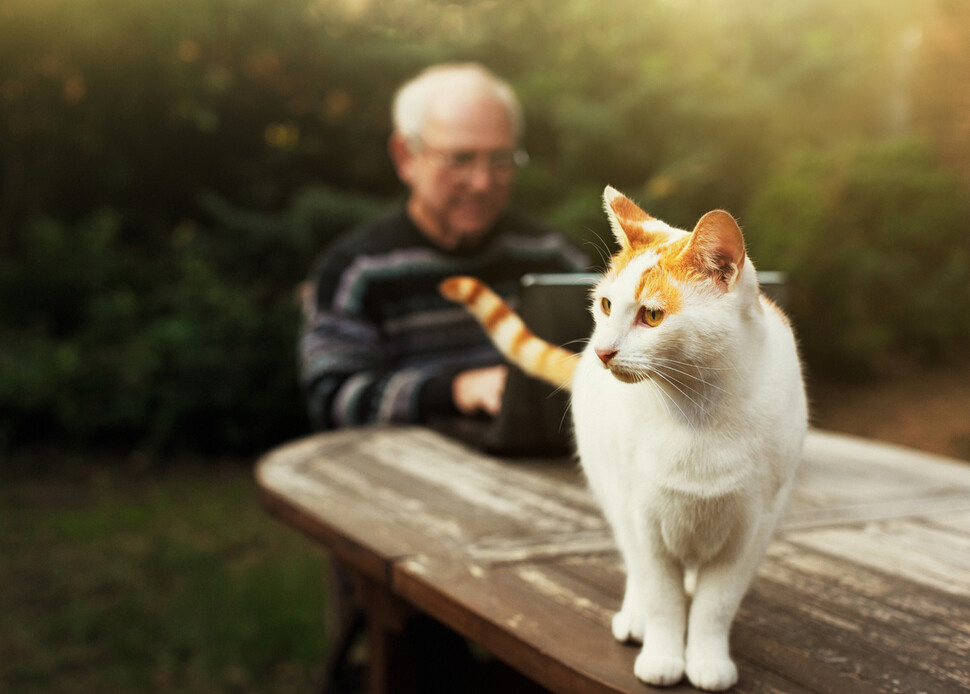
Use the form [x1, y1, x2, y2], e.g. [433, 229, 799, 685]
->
[0, 450, 330, 694]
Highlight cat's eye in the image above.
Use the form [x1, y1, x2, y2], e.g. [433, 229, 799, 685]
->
[600, 297, 611, 315]
[638, 306, 665, 327]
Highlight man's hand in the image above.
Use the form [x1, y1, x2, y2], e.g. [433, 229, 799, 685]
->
[452, 365, 508, 417]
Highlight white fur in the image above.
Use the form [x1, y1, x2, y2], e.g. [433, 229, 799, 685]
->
[571, 246, 807, 690]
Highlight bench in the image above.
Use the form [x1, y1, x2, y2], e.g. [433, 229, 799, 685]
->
[256, 425, 970, 693]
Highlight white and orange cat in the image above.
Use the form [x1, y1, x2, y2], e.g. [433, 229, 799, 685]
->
[440, 187, 807, 691]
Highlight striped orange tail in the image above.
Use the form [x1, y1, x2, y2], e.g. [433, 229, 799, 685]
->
[440, 276, 579, 390]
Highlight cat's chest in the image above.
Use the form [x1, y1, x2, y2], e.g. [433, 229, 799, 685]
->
[655, 487, 747, 564]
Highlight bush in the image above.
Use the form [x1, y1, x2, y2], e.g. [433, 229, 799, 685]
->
[0, 187, 384, 453]
[745, 139, 970, 375]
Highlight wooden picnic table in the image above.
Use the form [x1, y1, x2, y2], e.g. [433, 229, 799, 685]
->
[255, 426, 970, 693]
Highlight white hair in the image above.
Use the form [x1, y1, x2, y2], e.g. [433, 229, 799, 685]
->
[391, 62, 524, 142]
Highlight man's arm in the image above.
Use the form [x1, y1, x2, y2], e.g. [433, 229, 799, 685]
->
[298, 279, 478, 429]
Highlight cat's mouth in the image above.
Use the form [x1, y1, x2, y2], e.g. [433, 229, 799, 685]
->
[605, 364, 647, 384]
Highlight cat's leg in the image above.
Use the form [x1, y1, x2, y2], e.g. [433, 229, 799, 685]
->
[612, 570, 645, 643]
[607, 510, 671, 644]
[595, 493, 647, 644]
[610, 518, 647, 643]
[608, 511, 687, 685]
[629, 546, 688, 687]
[684, 524, 772, 691]
[683, 568, 743, 690]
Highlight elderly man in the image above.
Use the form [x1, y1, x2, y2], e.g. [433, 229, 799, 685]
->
[300, 62, 586, 692]
[299, 62, 587, 431]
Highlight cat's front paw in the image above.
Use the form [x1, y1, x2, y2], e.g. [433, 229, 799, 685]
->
[611, 609, 643, 643]
[634, 651, 685, 687]
[686, 657, 738, 691]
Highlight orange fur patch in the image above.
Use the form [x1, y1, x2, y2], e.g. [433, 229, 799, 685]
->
[609, 245, 645, 280]
[607, 235, 695, 315]
[465, 280, 484, 305]
[484, 301, 511, 331]
[635, 266, 684, 314]
[535, 343, 551, 372]
[511, 325, 532, 354]
[611, 194, 653, 225]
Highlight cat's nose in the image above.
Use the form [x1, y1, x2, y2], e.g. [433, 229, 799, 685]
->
[595, 347, 618, 365]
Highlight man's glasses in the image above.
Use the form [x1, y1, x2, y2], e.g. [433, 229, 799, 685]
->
[412, 138, 529, 179]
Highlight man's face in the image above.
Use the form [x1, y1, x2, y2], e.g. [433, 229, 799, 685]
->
[395, 95, 519, 251]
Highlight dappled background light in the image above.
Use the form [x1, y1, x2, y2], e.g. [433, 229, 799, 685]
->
[1, 0, 968, 453]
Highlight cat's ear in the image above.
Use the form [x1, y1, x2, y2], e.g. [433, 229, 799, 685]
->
[603, 186, 659, 249]
[683, 210, 746, 292]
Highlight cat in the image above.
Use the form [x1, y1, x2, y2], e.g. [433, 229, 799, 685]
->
[439, 186, 807, 691]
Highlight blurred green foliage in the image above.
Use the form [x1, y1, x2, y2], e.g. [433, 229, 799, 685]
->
[1, 0, 967, 452]
[746, 139, 970, 374]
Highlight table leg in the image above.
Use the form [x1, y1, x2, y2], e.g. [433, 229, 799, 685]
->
[357, 573, 418, 694]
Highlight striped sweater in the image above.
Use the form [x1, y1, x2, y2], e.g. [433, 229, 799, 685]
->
[299, 207, 588, 430]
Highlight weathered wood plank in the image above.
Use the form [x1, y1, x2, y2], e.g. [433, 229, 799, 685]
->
[781, 491, 970, 530]
[394, 551, 818, 694]
[464, 529, 616, 566]
[392, 552, 647, 694]
[730, 655, 819, 694]
[919, 508, 970, 538]
[782, 517, 970, 595]
[256, 427, 607, 571]
[735, 590, 969, 694]
[355, 429, 600, 527]
[802, 430, 970, 487]
[256, 437, 458, 575]
[746, 543, 970, 692]
[760, 543, 970, 655]
[785, 431, 970, 529]
[764, 541, 970, 643]
[528, 547, 970, 694]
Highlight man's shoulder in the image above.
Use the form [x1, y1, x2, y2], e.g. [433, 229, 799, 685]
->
[309, 207, 429, 308]
[323, 208, 415, 259]
[311, 209, 421, 276]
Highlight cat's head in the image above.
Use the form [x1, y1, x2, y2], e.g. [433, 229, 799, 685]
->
[590, 186, 758, 386]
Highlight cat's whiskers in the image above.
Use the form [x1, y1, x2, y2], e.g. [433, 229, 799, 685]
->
[693, 342, 743, 378]
[648, 370, 702, 432]
[618, 354, 722, 428]
[655, 342, 740, 377]
[657, 370, 708, 412]
[549, 380, 572, 399]
[584, 235, 614, 269]
[651, 357, 725, 393]
[618, 353, 720, 402]
[657, 354, 736, 373]
[646, 378, 675, 419]
[653, 364, 728, 412]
